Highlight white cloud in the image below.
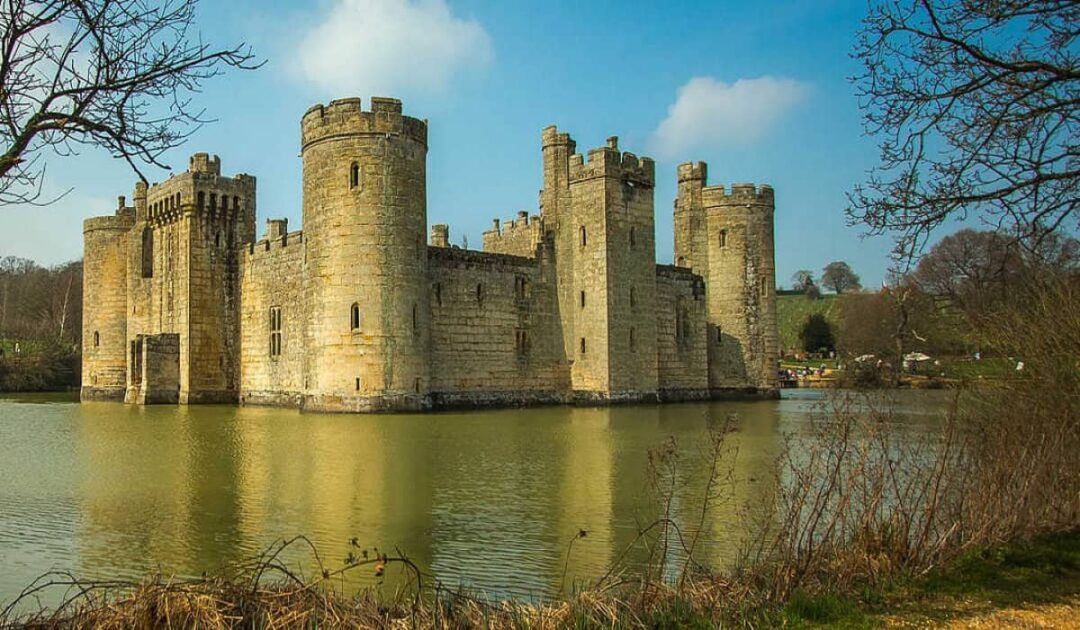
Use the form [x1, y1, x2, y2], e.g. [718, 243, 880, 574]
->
[294, 0, 493, 96]
[650, 76, 809, 159]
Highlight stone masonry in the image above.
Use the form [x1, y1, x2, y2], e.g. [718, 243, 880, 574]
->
[81, 97, 779, 411]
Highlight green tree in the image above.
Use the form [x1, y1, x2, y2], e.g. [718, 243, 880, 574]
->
[822, 261, 862, 294]
[799, 313, 835, 353]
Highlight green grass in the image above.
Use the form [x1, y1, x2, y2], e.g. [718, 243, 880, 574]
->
[775, 530, 1080, 628]
[777, 294, 843, 354]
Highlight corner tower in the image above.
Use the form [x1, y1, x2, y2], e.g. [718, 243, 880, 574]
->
[300, 97, 430, 411]
[81, 197, 135, 401]
[675, 163, 778, 394]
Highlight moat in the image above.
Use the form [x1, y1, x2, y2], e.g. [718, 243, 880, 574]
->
[0, 390, 947, 606]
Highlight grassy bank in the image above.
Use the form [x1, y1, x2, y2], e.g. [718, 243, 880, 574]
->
[3, 531, 1077, 629]
[779, 530, 1080, 628]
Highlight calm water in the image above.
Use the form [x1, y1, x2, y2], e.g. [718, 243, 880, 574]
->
[0, 390, 946, 606]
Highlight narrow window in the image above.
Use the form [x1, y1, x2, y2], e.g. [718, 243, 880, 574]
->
[629, 328, 636, 352]
[350, 303, 360, 331]
[355, 377, 361, 391]
[197, 192, 205, 210]
[215, 232, 221, 247]
[93, 331, 100, 348]
[630, 226, 636, 248]
[515, 329, 529, 356]
[760, 277, 768, 296]
[515, 276, 528, 301]
[210, 193, 217, 211]
[579, 290, 585, 308]
[141, 227, 154, 278]
[414, 377, 421, 393]
[220, 195, 228, 212]
[350, 162, 360, 189]
[269, 306, 282, 357]
[579, 225, 587, 247]
[233, 196, 240, 214]
[476, 283, 483, 306]
[719, 229, 727, 248]
[716, 325, 723, 344]
[412, 303, 418, 332]
[580, 337, 586, 354]
[434, 283, 442, 306]
[629, 287, 636, 309]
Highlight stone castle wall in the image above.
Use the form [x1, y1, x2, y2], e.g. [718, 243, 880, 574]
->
[655, 265, 709, 397]
[427, 246, 567, 407]
[238, 229, 307, 407]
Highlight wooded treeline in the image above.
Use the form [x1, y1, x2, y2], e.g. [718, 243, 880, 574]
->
[0, 256, 82, 391]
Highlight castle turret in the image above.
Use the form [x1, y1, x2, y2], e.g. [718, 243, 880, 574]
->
[81, 199, 135, 401]
[675, 163, 778, 393]
[300, 97, 430, 411]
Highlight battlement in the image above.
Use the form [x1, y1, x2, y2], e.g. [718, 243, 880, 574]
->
[300, 96, 428, 149]
[482, 211, 543, 257]
[246, 229, 304, 257]
[677, 161, 708, 183]
[541, 125, 577, 152]
[568, 137, 655, 186]
[189, 153, 221, 175]
[701, 182, 774, 206]
[83, 213, 135, 234]
[430, 224, 450, 248]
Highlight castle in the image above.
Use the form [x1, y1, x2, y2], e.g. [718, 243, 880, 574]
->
[81, 97, 778, 412]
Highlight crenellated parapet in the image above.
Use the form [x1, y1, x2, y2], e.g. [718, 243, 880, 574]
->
[702, 183, 774, 207]
[144, 153, 256, 235]
[568, 137, 655, 187]
[300, 97, 428, 150]
[482, 210, 544, 257]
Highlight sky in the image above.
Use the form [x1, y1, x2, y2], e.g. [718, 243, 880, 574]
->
[1, 0, 902, 288]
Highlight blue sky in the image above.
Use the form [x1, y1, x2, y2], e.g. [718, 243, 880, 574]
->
[1, 0, 899, 288]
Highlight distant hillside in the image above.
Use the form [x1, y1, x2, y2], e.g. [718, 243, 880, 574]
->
[777, 294, 843, 353]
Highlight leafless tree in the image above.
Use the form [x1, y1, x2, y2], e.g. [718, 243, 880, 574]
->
[0, 0, 261, 206]
[848, 0, 1079, 261]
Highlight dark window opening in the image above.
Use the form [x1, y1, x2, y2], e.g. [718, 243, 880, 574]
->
[434, 283, 442, 306]
[515, 275, 528, 301]
[629, 287, 636, 309]
[629, 327, 636, 352]
[350, 162, 360, 189]
[414, 377, 421, 393]
[233, 196, 240, 214]
[355, 377, 361, 391]
[580, 225, 587, 247]
[716, 326, 723, 343]
[412, 303, 418, 332]
[630, 226, 636, 248]
[760, 277, 768, 296]
[215, 232, 221, 247]
[580, 337, 586, 354]
[579, 290, 585, 308]
[719, 229, 727, 248]
[515, 329, 529, 356]
[269, 306, 282, 357]
[140, 227, 154, 278]
[476, 283, 483, 306]
[350, 303, 360, 331]
[197, 191, 205, 210]
[93, 331, 100, 348]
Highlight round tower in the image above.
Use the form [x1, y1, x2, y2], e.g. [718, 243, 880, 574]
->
[300, 97, 430, 411]
[703, 183, 779, 393]
[81, 204, 135, 401]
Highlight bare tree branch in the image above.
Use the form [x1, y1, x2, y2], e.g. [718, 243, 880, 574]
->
[848, 0, 1079, 261]
[0, 0, 262, 206]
